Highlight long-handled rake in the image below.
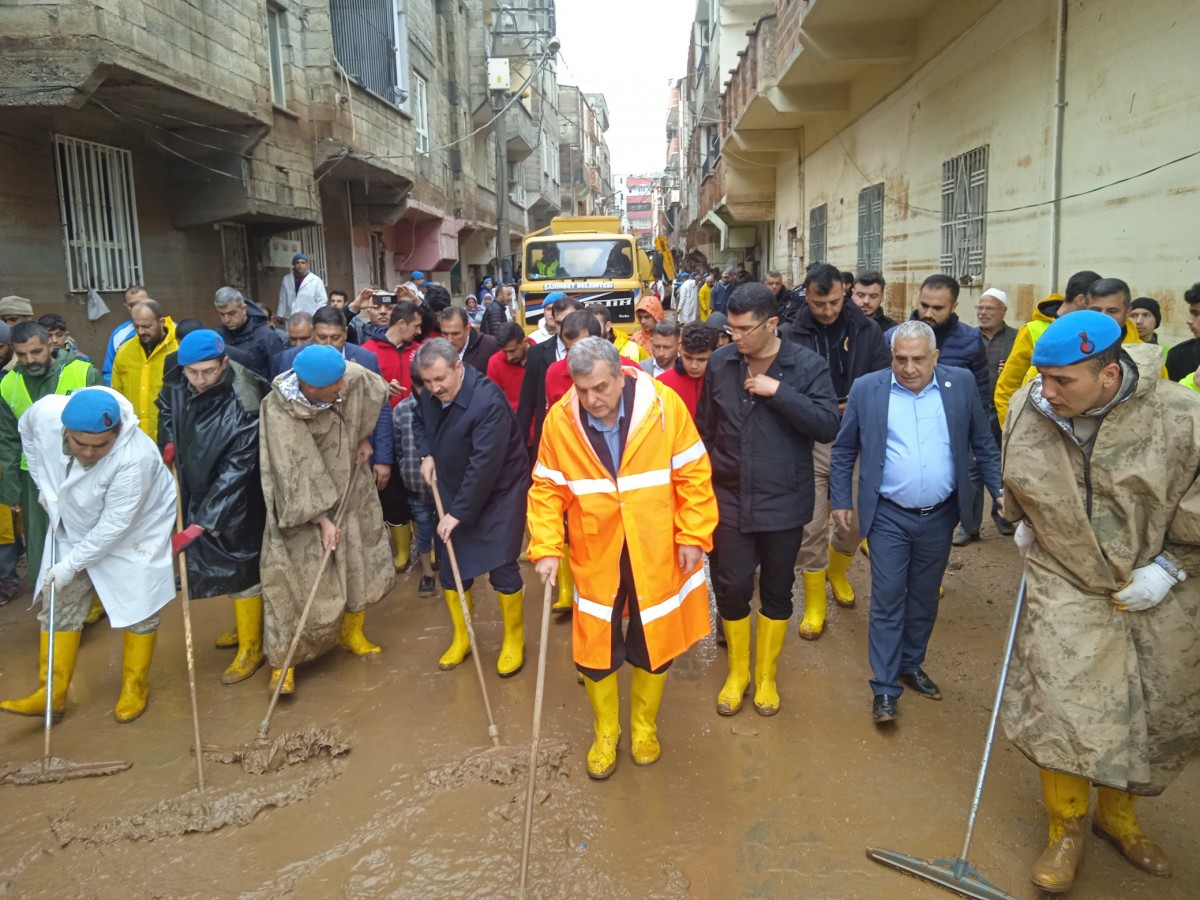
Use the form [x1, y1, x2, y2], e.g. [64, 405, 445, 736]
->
[866, 572, 1027, 900]
[4, 535, 131, 785]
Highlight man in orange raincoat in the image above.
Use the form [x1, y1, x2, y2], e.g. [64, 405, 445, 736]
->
[528, 337, 717, 780]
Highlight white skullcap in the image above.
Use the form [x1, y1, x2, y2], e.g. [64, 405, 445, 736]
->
[980, 287, 1008, 306]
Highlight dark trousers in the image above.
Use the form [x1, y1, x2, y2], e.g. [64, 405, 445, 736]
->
[709, 520, 805, 622]
[963, 408, 1004, 534]
[379, 466, 411, 527]
[438, 556, 523, 595]
[866, 497, 957, 697]
[579, 545, 670, 681]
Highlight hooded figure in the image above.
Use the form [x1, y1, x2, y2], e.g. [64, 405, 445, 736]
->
[632, 295, 665, 355]
[1, 388, 176, 723]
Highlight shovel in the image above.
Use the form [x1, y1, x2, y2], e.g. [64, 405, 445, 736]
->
[4, 534, 131, 785]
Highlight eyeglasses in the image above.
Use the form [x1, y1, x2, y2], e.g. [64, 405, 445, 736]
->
[724, 320, 766, 338]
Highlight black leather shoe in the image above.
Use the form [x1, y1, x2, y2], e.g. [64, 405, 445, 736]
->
[994, 516, 1016, 536]
[900, 667, 943, 700]
[872, 694, 898, 723]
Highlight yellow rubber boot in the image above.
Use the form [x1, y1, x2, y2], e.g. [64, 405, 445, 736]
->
[859, 538, 870, 559]
[553, 551, 574, 612]
[338, 609, 382, 656]
[754, 613, 788, 715]
[390, 523, 412, 571]
[798, 571, 827, 640]
[583, 671, 620, 779]
[269, 667, 295, 695]
[630, 668, 667, 765]
[1093, 786, 1172, 877]
[0, 631, 81, 718]
[439, 590, 473, 670]
[496, 590, 525, 677]
[716, 616, 751, 716]
[1031, 769, 1090, 893]
[214, 628, 238, 649]
[221, 595, 265, 684]
[84, 594, 107, 626]
[827, 547, 856, 607]
[114, 631, 156, 723]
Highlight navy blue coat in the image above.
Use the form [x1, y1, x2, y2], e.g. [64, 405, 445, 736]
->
[829, 364, 1003, 538]
[217, 300, 285, 383]
[412, 366, 530, 579]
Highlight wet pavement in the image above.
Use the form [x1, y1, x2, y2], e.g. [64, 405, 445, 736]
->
[0, 531, 1196, 898]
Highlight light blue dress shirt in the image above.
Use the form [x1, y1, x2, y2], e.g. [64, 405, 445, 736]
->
[879, 373, 955, 508]
[584, 395, 626, 474]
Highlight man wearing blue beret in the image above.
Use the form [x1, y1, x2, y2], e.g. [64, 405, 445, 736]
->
[257, 344, 394, 696]
[1001, 310, 1200, 891]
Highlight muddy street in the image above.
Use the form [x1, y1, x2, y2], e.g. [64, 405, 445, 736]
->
[1, 533, 1196, 899]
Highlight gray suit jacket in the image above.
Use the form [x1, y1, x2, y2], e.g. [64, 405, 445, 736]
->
[830, 364, 1003, 537]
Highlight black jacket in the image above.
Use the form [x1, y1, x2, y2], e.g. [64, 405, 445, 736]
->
[786, 300, 890, 402]
[412, 367, 530, 580]
[156, 364, 266, 598]
[218, 300, 285, 382]
[1167, 338, 1200, 382]
[696, 340, 840, 532]
[462, 328, 499, 377]
[516, 337, 559, 458]
[777, 286, 805, 324]
[479, 300, 508, 336]
[871, 307, 898, 332]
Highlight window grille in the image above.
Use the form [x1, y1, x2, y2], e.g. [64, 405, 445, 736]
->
[857, 183, 883, 272]
[281, 224, 328, 282]
[808, 203, 827, 265]
[330, 0, 402, 105]
[53, 135, 144, 292]
[941, 146, 988, 281]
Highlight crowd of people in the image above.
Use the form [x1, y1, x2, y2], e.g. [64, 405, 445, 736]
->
[1, 256, 1198, 895]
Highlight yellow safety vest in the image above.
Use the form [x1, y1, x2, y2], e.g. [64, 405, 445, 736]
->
[0, 360, 93, 470]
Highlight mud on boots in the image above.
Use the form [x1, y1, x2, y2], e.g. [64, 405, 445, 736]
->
[222, 594, 265, 684]
[1032, 769, 1089, 893]
[630, 668, 667, 765]
[16, 389, 178, 724]
[826, 545, 855, 607]
[389, 523, 412, 571]
[84, 593, 107, 625]
[716, 616, 751, 715]
[798, 570, 827, 640]
[552, 549, 574, 613]
[1092, 786, 1172, 878]
[583, 671, 620, 778]
[0, 631, 80, 719]
[338, 609, 381, 656]
[496, 589, 525, 677]
[753, 613, 787, 715]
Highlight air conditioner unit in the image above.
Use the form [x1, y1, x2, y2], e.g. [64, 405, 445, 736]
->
[509, 185, 528, 207]
[266, 237, 302, 268]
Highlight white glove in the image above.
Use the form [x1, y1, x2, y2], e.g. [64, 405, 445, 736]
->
[1014, 520, 1035, 558]
[46, 561, 76, 589]
[1113, 558, 1186, 612]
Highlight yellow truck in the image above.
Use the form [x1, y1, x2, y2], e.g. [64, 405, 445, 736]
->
[519, 216, 654, 327]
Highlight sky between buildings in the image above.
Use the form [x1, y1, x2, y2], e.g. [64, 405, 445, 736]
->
[554, 0, 692, 180]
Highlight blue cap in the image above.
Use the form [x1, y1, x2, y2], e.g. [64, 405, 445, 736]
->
[293, 344, 346, 388]
[62, 388, 121, 433]
[292, 253, 308, 263]
[545, 291, 567, 305]
[411, 270, 425, 280]
[1032, 310, 1122, 368]
[177, 330, 225, 366]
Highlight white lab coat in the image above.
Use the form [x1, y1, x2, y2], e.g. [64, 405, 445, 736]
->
[278, 271, 328, 319]
[20, 390, 177, 628]
[677, 278, 699, 324]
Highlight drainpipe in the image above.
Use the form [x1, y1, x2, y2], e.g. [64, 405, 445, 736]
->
[1049, 0, 1068, 293]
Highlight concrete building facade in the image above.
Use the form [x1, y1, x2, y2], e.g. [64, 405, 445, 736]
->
[558, 86, 614, 217]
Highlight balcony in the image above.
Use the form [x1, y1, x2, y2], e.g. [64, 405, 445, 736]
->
[472, 98, 539, 164]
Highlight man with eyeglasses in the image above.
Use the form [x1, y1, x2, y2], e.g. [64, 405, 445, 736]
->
[697, 283, 839, 720]
[785, 264, 890, 640]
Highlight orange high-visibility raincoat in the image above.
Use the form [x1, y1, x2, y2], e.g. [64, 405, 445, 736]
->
[528, 367, 717, 670]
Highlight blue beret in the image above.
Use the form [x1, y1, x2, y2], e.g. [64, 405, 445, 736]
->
[292, 253, 308, 263]
[411, 270, 425, 279]
[293, 344, 346, 388]
[1032, 310, 1122, 368]
[545, 291, 568, 305]
[62, 389, 121, 433]
[177, 329, 225, 366]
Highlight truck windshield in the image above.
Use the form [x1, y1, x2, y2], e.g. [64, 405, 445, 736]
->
[526, 240, 634, 280]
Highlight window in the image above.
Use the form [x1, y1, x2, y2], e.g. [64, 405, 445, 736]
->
[369, 232, 386, 288]
[941, 146, 989, 281]
[53, 135, 143, 292]
[267, 5, 287, 106]
[330, 0, 404, 106]
[808, 204, 827, 266]
[857, 183, 884, 272]
[413, 75, 429, 153]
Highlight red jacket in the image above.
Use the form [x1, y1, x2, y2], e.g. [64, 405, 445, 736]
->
[657, 365, 703, 418]
[487, 349, 526, 410]
[363, 336, 421, 407]
[545, 358, 573, 410]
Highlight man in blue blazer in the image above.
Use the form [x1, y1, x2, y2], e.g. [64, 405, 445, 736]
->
[831, 320, 1002, 724]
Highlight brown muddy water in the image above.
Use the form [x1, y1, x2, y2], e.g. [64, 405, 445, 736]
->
[0, 532, 1196, 898]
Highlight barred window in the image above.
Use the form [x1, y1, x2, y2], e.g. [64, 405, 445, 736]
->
[857, 183, 883, 272]
[808, 203, 827, 265]
[281, 224, 328, 282]
[53, 135, 144, 292]
[941, 146, 988, 281]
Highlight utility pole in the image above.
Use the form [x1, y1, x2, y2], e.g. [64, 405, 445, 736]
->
[489, 24, 511, 285]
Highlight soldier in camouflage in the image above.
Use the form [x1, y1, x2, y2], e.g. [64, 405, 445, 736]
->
[1001, 310, 1200, 893]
